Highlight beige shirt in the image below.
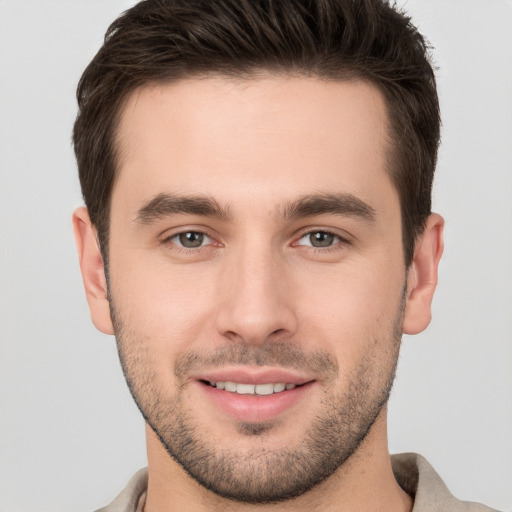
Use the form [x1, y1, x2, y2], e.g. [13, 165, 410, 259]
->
[95, 453, 499, 512]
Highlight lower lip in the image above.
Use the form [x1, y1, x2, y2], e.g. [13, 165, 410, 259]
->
[198, 381, 314, 423]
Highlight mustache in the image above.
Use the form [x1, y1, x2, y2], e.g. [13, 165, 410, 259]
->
[174, 342, 339, 381]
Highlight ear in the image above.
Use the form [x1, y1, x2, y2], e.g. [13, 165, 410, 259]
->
[402, 213, 444, 335]
[72, 207, 115, 335]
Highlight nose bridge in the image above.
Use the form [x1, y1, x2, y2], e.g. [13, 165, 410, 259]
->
[215, 239, 297, 344]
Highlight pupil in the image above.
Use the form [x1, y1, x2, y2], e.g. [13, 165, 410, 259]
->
[311, 232, 333, 247]
[180, 232, 203, 248]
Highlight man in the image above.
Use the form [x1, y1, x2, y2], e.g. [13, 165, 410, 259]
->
[71, 1, 497, 511]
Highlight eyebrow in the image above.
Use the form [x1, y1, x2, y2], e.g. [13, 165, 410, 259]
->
[280, 193, 376, 223]
[136, 193, 232, 224]
[135, 191, 376, 225]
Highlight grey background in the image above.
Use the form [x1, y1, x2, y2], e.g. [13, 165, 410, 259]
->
[0, 0, 511, 510]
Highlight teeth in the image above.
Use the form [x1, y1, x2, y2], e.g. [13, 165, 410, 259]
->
[236, 383, 255, 395]
[255, 383, 274, 395]
[210, 381, 297, 395]
[224, 382, 237, 392]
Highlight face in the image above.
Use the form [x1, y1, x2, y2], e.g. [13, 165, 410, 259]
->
[83, 76, 430, 502]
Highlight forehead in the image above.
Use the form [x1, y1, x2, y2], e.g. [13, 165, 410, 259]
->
[113, 75, 394, 214]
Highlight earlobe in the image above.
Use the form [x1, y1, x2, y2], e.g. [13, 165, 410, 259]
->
[402, 213, 444, 335]
[72, 207, 115, 335]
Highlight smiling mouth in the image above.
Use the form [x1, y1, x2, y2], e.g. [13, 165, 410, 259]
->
[201, 380, 302, 396]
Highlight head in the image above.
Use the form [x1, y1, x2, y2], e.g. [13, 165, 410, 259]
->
[73, 0, 440, 268]
[73, 0, 443, 506]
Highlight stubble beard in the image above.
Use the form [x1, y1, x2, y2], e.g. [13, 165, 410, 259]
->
[110, 292, 405, 504]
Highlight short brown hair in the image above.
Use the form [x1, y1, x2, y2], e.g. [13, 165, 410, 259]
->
[73, 0, 440, 265]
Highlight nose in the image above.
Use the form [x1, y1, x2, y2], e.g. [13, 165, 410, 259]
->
[215, 244, 298, 345]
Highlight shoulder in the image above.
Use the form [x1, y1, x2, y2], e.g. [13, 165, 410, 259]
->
[391, 453, 499, 512]
[94, 468, 148, 512]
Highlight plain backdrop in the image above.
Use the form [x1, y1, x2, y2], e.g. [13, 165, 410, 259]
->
[0, 1, 511, 511]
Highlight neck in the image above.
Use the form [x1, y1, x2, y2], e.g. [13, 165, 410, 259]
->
[143, 409, 413, 512]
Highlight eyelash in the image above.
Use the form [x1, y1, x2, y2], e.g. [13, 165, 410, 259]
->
[291, 229, 351, 253]
[161, 228, 351, 254]
[162, 230, 219, 253]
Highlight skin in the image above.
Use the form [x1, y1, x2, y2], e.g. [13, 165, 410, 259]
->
[74, 76, 444, 511]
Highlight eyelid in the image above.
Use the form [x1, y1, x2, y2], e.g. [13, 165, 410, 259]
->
[291, 227, 353, 246]
[159, 225, 352, 251]
[170, 232, 212, 248]
[160, 226, 222, 248]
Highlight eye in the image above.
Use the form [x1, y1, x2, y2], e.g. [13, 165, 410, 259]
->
[169, 231, 213, 249]
[295, 231, 344, 248]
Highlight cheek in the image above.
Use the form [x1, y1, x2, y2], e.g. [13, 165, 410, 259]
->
[294, 258, 405, 356]
[109, 236, 405, 365]
[110, 257, 219, 346]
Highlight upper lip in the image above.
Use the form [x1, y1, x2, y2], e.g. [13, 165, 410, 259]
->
[192, 367, 315, 386]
